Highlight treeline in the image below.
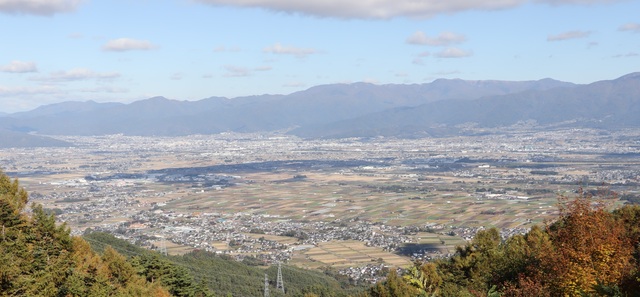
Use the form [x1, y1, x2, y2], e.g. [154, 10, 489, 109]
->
[364, 191, 640, 296]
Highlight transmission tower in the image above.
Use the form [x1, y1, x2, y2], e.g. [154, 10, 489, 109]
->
[159, 236, 168, 256]
[263, 274, 270, 297]
[276, 262, 284, 293]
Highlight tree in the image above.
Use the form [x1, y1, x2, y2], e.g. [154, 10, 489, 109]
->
[0, 170, 170, 296]
[369, 270, 417, 297]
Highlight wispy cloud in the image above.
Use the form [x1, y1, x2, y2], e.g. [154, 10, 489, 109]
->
[434, 70, 461, 76]
[263, 43, 317, 58]
[547, 30, 591, 41]
[0, 0, 83, 16]
[1, 60, 37, 73]
[254, 66, 272, 71]
[436, 48, 473, 58]
[223, 65, 250, 77]
[618, 22, 640, 33]
[80, 86, 129, 93]
[612, 52, 639, 58]
[407, 31, 466, 46]
[213, 45, 241, 52]
[0, 85, 62, 96]
[412, 58, 425, 65]
[102, 38, 157, 52]
[170, 73, 184, 80]
[31, 68, 120, 82]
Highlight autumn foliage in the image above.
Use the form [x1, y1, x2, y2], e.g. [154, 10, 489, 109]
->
[369, 189, 640, 297]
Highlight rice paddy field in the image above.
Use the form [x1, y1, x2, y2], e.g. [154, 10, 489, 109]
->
[4, 131, 639, 270]
[163, 170, 560, 229]
[290, 240, 412, 269]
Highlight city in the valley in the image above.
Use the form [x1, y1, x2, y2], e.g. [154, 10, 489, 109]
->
[2, 127, 639, 283]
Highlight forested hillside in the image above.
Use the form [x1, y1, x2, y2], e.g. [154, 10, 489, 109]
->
[365, 191, 640, 297]
[84, 232, 365, 297]
[0, 171, 170, 296]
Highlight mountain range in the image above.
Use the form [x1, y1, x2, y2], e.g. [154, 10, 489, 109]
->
[0, 72, 638, 146]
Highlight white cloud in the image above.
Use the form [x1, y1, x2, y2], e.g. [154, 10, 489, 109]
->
[223, 65, 250, 77]
[436, 48, 473, 58]
[32, 68, 120, 82]
[194, 0, 526, 19]
[263, 43, 317, 58]
[407, 31, 466, 46]
[547, 30, 591, 41]
[412, 58, 425, 65]
[254, 66, 272, 71]
[0, 0, 83, 16]
[1, 60, 37, 73]
[103, 38, 157, 52]
[618, 22, 640, 33]
[195, 0, 629, 19]
[537, 0, 627, 4]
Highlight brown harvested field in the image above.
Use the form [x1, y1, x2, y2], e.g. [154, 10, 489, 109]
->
[150, 240, 195, 255]
[163, 168, 561, 230]
[210, 241, 230, 251]
[296, 240, 412, 268]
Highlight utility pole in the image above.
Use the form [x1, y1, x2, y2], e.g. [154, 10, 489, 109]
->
[264, 274, 270, 297]
[276, 262, 284, 294]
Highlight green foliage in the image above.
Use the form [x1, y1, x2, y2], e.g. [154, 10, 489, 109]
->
[369, 270, 416, 297]
[0, 171, 169, 297]
[85, 231, 362, 297]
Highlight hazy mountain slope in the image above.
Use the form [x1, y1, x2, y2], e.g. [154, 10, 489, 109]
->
[291, 72, 640, 138]
[9, 100, 124, 119]
[0, 78, 574, 136]
[0, 129, 72, 148]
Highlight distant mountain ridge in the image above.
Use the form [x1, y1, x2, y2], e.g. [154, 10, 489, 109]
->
[1, 73, 639, 142]
[292, 73, 640, 138]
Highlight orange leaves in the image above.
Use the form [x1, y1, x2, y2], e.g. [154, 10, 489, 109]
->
[539, 190, 635, 296]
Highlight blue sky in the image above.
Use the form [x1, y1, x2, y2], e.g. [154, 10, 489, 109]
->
[1, 0, 639, 113]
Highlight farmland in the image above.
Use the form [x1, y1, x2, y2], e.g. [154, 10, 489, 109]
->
[1, 128, 639, 282]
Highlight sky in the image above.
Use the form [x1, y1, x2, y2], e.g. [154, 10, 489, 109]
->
[1, 0, 639, 113]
